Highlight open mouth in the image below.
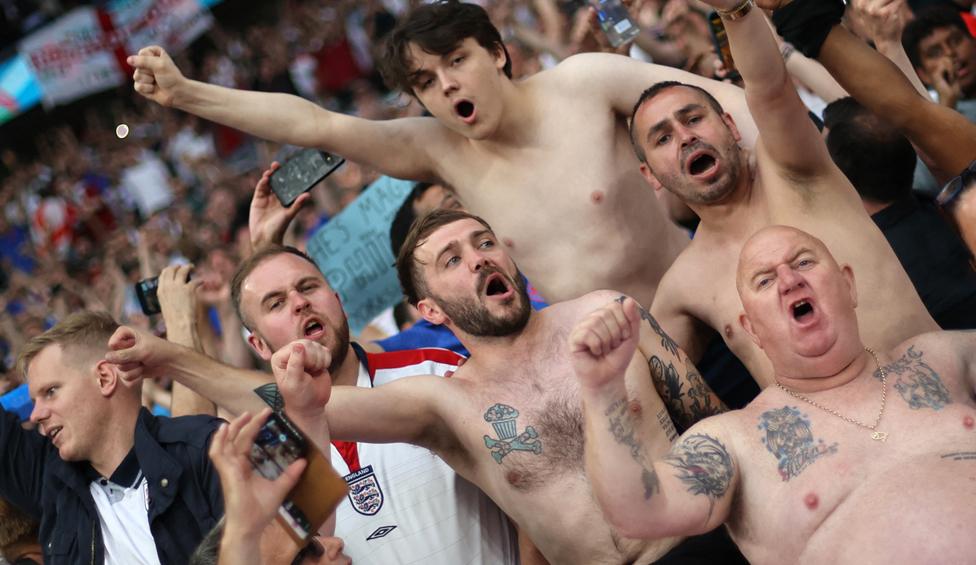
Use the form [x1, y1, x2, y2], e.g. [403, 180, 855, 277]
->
[482, 272, 512, 298]
[791, 299, 815, 323]
[49, 426, 63, 443]
[688, 153, 717, 176]
[303, 319, 325, 338]
[455, 100, 475, 121]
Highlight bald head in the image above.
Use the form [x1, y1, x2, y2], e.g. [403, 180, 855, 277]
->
[736, 226, 837, 297]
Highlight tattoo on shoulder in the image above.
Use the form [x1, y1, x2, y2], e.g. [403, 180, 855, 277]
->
[253, 383, 284, 411]
[664, 434, 734, 521]
[606, 397, 660, 499]
[941, 452, 976, 461]
[482, 403, 543, 464]
[875, 346, 951, 411]
[650, 356, 723, 432]
[758, 406, 838, 481]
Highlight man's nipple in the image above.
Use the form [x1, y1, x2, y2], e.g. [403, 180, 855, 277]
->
[804, 492, 819, 510]
[964, 415, 974, 430]
[590, 190, 604, 204]
[502, 237, 515, 249]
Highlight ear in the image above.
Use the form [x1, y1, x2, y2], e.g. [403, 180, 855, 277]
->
[841, 264, 858, 308]
[639, 162, 664, 193]
[493, 44, 509, 72]
[722, 112, 742, 143]
[94, 359, 121, 397]
[416, 298, 448, 326]
[247, 332, 274, 362]
[738, 312, 763, 349]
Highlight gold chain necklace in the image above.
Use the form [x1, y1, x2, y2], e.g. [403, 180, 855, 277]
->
[776, 347, 888, 442]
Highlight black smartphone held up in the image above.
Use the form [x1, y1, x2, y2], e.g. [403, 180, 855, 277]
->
[708, 11, 741, 81]
[269, 149, 345, 207]
[249, 410, 348, 544]
[135, 276, 161, 316]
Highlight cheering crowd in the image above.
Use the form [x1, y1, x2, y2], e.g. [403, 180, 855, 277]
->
[1, 0, 975, 564]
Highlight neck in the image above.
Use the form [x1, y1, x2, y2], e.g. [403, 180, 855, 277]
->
[90, 405, 139, 478]
[454, 312, 538, 363]
[775, 347, 873, 394]
[332, 345, 361, 387]
[688, 154, 757, 231]
[473, 79, 537, 151]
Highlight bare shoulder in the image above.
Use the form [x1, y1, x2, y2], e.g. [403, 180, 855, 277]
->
[886, 330, 975, 368]
[655, 243, 713, 304]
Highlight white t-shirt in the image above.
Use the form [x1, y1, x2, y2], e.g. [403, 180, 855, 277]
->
[89, 472, 162, 565]
[331, 347, 518, 565]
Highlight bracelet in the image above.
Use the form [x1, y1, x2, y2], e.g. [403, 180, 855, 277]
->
[719, 0, 754, 21]
[780, 41, 795, 61]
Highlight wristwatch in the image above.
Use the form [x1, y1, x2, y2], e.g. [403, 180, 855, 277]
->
[719, 0, 754, 21]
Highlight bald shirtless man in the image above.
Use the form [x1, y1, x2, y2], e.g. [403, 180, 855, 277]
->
[106, 209, 728, 565]
[636, 0, 937, 398]
[127, 0, 755, 307]
[578, 225, 976, 564]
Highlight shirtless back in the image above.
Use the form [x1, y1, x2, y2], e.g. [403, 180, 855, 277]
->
[127, 2, 756, 307]
[639, 1, 937, 389]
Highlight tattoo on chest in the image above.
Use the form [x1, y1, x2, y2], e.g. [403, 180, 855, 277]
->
[483, 403, 543, 463]
[941, 451, 976, 461]
[606, 397, 660, 499]
[650, 356, 721, 432]
[253, 383, 284, 411]
[875, 346, 951, 410]
[758, 406, 838, 481]
[656, 408, 679, 442]
[665, 434, 734, 521]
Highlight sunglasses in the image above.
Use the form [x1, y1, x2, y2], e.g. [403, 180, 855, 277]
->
[936, 159, 976, 209]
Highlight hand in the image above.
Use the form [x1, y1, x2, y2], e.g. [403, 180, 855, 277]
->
[695, 0, 743, 11]
[569, 296, 641, 389]
[250, 162, 311, 251]
[209, 409, 307, 539]
[583, 0, 645, 55]
[158, 263, 203, 331]
[932, 56, 963, 108]
[850, 0, 907, 45]
[105, 325, 179, 383]
[271, 340, 333, 421]
[128, 46, 187, 107]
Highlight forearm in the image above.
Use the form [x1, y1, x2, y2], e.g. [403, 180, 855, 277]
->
[785, 50, 847, 104]
[162, 344, 271, 416]
[874, 39, 928, 97]
[218, 527, 262, 565]
[165, 311, 218, 417]
[217, 304, 254, 369]
[723, 6, 792, 107]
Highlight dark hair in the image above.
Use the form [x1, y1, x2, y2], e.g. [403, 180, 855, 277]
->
[379, 0, 512, 95]
[902, 5, 969, 68]
[390, 182, 435, 257]
[823, 98, 916, 203]
[231, 245, 321, 329]
[395, 208, 493, 305]
[628, 81, 726, 163]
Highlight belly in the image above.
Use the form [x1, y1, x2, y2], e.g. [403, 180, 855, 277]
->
[801, 456, 976, 565]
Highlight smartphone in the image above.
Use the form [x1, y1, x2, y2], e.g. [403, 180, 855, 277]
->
[269, 149, 345, 207]
[135, 276, 162, 316]
[249, 410, 348, 544]
[590, 0, 640, 48]
[708, 11, 741, 81]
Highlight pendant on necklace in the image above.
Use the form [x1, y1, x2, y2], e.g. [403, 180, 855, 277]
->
[871, 431, 888, 442]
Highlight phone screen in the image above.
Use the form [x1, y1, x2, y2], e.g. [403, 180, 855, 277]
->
[269, 149, 345, 207]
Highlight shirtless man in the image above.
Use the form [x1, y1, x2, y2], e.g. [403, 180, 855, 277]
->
[127, 1, 755, 307]
[105, 209, 724, 564]
[578, 225, 976, 564]
[638, 0, 937, 397]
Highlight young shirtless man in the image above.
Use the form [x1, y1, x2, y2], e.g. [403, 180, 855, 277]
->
[106, 210, 725, 565]
[127, 1, 755, 307]
[636, 0, 937, 395]
[578, 225, 976, 564]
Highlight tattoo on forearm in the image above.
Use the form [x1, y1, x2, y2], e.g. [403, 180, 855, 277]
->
[649, 356, 723, 432]
[664, 434, 734, 522]
[875, 346, 951, 410]
[606, 397, 660, 499]
[636, 301, 680, 359]
[482, 403, 543, 463]
[758, 406, 838, 481]
[941, 452, 976, 461]
[253, 383, 284, 411]
[656, 408, 679, 442]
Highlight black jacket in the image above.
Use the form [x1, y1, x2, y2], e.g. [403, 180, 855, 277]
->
[0, 407, 224, 564]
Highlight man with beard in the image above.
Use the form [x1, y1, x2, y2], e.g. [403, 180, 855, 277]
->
[636, 0, 938, 410]
[577, 225, 976, 564]
[104, 209, 734, 565]
[139, 243, 521, 565]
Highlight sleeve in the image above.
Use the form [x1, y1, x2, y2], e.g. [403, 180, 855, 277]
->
[0, 406, 50, 519]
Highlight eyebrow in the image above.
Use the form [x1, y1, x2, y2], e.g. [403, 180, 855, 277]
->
[259, 276, 320, 309]
[748, 247, 812, 286]
[434, 229, 493, 265]
[645, 103, 706, 142]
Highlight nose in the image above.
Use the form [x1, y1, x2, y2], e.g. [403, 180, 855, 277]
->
[776, 264, 805, 295]
[29, 402, 48, 428]
[438, 69, 459, 96]
[290, 290, 311, 313]
[677, 124, 698, 148]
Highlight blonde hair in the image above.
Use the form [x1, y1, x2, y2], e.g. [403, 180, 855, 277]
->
[16, 311, 119, 380]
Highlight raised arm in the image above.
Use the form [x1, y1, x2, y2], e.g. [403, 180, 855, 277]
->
[767, 0, 976, 178]
[574, 297, 738, 538]
[129, 46, 442, 182]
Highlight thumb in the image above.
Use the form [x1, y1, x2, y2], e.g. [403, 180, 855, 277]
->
[286, 344, 307, 382]
[622, 297, 641, 338]
[108, 327, 135, 350]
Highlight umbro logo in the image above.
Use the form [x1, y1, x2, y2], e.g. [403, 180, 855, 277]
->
[366, 525, 397, 541]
